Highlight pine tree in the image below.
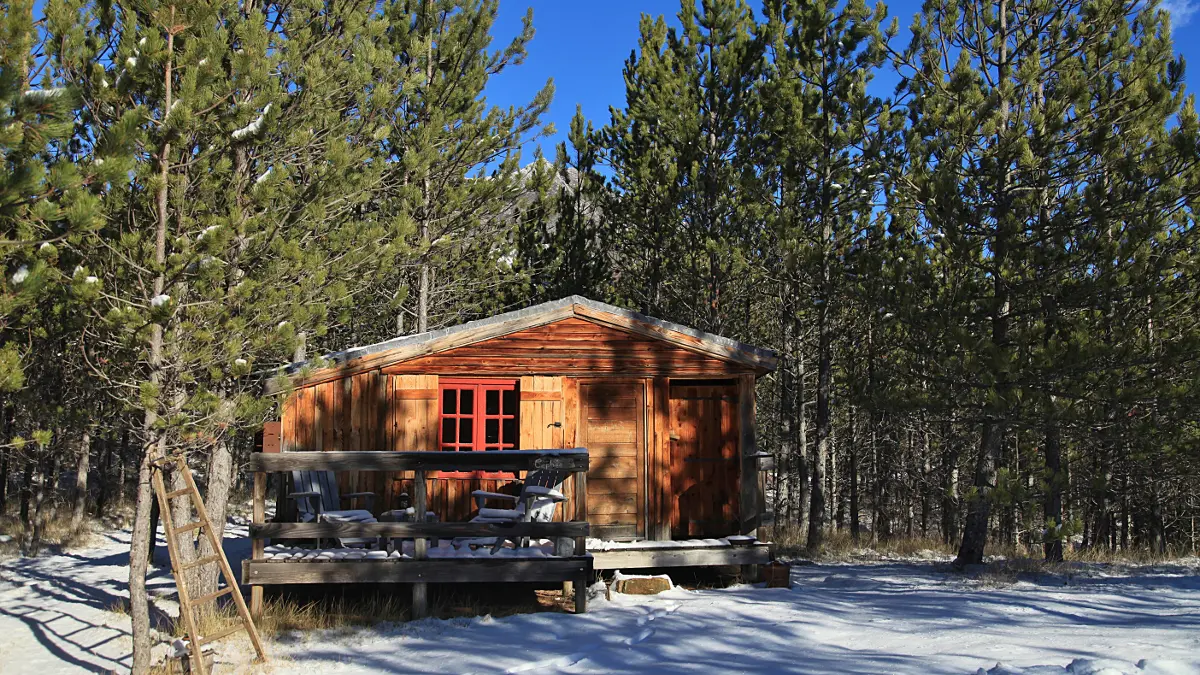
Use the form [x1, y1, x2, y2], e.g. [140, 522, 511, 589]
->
[607, 0, 763, 334]
[896, 0, 1200, 565]
[45, 0, 405, 666]
[515, 106, 611, 303]
[1, 0, 100, 398]
[379, 0, 552, 336]
[759, 0, 894, 550]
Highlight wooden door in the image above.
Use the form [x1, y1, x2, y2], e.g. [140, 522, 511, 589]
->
[581, 381, 645, 540]
[669, 382, 739, 538]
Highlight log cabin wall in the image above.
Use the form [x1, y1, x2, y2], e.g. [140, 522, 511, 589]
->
[277, 315, 762, 539]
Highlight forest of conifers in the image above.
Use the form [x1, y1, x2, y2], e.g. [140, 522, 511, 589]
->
[2, 0, 1199, 667]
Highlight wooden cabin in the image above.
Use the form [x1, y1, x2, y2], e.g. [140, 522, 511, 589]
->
[267, 296, 777, 568]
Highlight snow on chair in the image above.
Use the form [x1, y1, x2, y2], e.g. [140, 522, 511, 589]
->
[461, 469, 569, 554]
[288, 470, 379, 548]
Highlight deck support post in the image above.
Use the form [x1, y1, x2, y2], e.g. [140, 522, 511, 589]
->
[574, 571, 588, 614]
[412, 469, 428, 619]
[251, 470, 265, 619]
[573, 465, 588, 612]
[574, 470, 587, 554]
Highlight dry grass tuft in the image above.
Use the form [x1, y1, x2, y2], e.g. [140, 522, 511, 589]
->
[762, 524, 956, 562]
[175, 584, 568, 640]
[0, 513, 99, 556]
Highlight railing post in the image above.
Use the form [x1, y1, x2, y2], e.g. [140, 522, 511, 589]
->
[412, 468, 428, 619]
[251, 470, 265, 619]
[574, 467, 588, 555]
[573, 465, 589, 613]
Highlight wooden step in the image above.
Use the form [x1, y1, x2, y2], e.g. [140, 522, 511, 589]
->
[182, 554, 221, 571]
[197, 623, 244, 648]
[166, 487, 194, 499]
[191, 586, 235, 606]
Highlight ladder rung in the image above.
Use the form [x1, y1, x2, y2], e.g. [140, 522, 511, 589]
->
[181, 554, 221, 571]
[151, 453, 186, 468]
[175, 521, 206, 534]
[192, 586, 235, 606]
[197, 622, 244, 648]
[166, 487, 194, 499]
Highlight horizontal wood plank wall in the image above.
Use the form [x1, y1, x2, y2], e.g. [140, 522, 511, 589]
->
[382, 318, 754, 376]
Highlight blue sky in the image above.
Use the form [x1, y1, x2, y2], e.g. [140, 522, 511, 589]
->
[485, 0, 1200, 158]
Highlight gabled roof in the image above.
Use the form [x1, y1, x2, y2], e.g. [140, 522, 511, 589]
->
[273, 296, 777, 391]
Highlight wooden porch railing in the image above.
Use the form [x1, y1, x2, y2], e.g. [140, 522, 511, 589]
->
[246, 448, 590, 618]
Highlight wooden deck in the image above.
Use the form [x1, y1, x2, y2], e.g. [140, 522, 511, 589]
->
[588, 538, 772, 570]
[247, 449, 592, 617]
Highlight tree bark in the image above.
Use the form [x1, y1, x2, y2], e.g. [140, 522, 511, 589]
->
[97, 432, 113, 516]
[956, 419, 1003, 566]
[195, 439, 234, 597]
[128, 447, 157, 674]
[941, 421, 960, 545]
[72, 430, 90, 533]
[1043, 417, 1064, 562]
[132, 16, 176, 671]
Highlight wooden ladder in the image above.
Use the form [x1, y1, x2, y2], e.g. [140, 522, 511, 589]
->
[151, 454, 267, 674]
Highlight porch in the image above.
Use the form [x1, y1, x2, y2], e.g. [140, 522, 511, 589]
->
[244, 448, 593, 619]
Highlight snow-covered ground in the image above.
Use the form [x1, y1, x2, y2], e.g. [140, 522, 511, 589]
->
[2, 525, 1198, 674]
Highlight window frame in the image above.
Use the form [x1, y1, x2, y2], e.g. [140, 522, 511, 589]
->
[437, 378, 519, 479]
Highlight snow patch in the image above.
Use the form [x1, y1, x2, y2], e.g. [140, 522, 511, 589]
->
[24, 88, 66, 99]
[150, 293, 170, 307]
[978, 659, 1200, 675]
[231, 103, 271, 140]
[11, 265, 29, 284]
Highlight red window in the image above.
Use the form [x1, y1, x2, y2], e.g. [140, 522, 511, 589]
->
[439, 379, 519, 476]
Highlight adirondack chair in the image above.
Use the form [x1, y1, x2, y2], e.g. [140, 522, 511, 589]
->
[459, 469, 569, 554]
[288, 470, 378, 547]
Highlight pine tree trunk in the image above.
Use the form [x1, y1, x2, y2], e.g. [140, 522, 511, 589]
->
[195, 439, 234, 598]
[129, 447, 156, 674]
[941, 421, 960, 545]
[0, 404, 9, 512]
[30, 453, 57, 556]
[19, 459, 33, 524]
[97, 433, 113, 516]
[796, 344, 810, 532]
[848, 405, 859, 539]
[1043, 418, 1064, 562]
[72, 430, 90, 533]
[118, 427, 129, 507]
[779, 288, 797, 524]
[132, 19, 176, 670]
[956, 419, 1003, 567]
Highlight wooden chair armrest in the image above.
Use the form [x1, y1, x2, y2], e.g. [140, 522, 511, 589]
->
[472, 490, 518, 510]
[341, 491, 375, 510]
[523, 486, 566, 501]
